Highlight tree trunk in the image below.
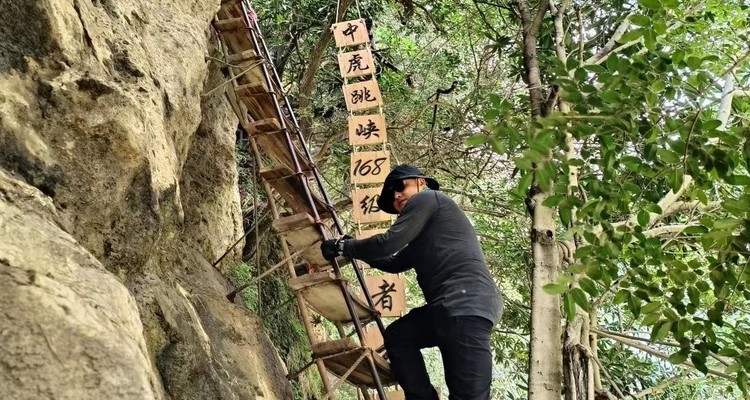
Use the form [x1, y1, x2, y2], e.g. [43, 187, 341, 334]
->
[563, 313, 595, 400]
[514, 1, 562, 399]
[529, 194, 564, 400]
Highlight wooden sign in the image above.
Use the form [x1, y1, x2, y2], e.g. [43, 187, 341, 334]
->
[348, 114, 387, 145]
[338, 49, 374, 79]
[356, 228, 388, 240]
[361, 274, 406, 317]
[352, 187, 391, 223]
[361, 325, 384, 351]
[331, 19, 369, 47]
[384, 388, 440, 399]
[343, 80, 383, 111]
[351, 151, 390, 184]
[386, 390, 405, 400]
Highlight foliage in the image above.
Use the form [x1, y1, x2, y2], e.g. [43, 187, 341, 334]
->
[469, 0, 750, 397]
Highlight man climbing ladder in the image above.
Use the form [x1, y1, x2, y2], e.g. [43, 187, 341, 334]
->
[322, 164, 504, 400]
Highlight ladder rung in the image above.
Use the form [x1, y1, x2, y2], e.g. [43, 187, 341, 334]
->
[227, 49, 260, 64]
[273, 212, 316, 233]
[312, 337, 358, 358]
[289, 272, 375, 323]
[214, 17, 246, 31]
[312, 337, 395, 387]
[246, 118, 281, 134]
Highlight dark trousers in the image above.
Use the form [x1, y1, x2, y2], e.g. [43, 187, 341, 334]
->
[383, 304, 494, 400]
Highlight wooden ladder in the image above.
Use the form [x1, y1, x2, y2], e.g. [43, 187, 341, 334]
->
[213, 2, 392, 399]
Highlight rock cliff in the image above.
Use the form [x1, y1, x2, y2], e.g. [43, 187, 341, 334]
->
[0, 0, 293, 398]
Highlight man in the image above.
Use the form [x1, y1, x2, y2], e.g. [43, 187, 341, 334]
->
[321, 164, 503, 400]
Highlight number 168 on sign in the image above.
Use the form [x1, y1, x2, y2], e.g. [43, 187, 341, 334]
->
[350, 151, 390, 184]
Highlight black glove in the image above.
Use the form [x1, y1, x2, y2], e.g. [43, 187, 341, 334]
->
[320, 235, 354, 261]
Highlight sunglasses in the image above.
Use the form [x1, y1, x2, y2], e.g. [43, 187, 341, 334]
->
[388, 178, 419, 193]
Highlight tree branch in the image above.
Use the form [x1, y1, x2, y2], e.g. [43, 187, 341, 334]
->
[513, 0, 550, 117]
[632, 376, 701, 399]
[594, 329, 733, 381]
[298, 0, 354, 110]
[584, 15, 634, 65]
[643, 224, 698, 238]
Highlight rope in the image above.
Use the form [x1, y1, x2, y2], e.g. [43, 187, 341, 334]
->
[201, 60, 266, 97]
[324, 351, 370, 399]
[225, 240, 319, 301]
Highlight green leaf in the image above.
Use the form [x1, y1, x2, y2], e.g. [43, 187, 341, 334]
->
[686, 56, 703, 70]
[723, 199, 750, 217]
[613, 290, 629, 304]
[691, 354, 708, 374]
[517, 172, 533, 195]
[657, 149, 681, 164]
[628, 295, 642, 318]
[630, 15, 651, 26]
[642, 302, 661, 314]
[465, 134, 487, 147]
[637, 210, 650, 227]
[669, 351, 689, 364]
[669, 169, 684, 193]
[643, 29, 657, 51]
[702, 119, 722, 130]
[619, 28, 644, 44]
[489, 137, 507, 154]
[638, 0, 661, 10]
[687, 286, 700, 306]
[651, 321, 672, 342]
[579, 277, 598, 296]
[563, 292, 576, 322]
[642, 312, 661, 326]
[569, 263, 587, 274]
[726, 363, 742, 374]
[571, 288, 590, 311]
[543, 195, 564, 207]
[543, 283, 568, 295]
[696, 281, 711, 292]
[713, 218, 742, 230]
[663, 307, 680, 321]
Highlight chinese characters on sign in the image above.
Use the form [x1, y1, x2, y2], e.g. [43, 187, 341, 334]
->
[352, 187, 390, 223]
[338, 50, 374, 79]
[331, 19, 369, 47]
[343, 80, 383, 111]
[348, 114, 387, 145]
[350, 151, 390, 184]
[362, 275, 406, 317]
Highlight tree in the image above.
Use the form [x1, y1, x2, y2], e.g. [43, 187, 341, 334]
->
[471, 0, 750, 398]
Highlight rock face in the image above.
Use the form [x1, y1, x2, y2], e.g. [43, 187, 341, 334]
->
[0, 0, 293, 399]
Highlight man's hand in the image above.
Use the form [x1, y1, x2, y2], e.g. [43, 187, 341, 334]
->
[320, 235, 353, 261]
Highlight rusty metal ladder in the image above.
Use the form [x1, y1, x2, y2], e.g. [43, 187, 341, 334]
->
[213, 1, 391, 399]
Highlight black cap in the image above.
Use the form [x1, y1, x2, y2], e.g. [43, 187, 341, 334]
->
[376, 164, 440, 214]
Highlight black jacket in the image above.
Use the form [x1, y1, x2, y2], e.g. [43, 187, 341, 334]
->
[343, 189, 502, 324]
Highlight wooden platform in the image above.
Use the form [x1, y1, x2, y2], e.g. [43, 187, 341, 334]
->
[245, 118, 314, 176]
[273, 213, 336, 267]
[312, 338, 395, 388]
[261, 166, 329, 218]
[289, 272, 376, 323]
